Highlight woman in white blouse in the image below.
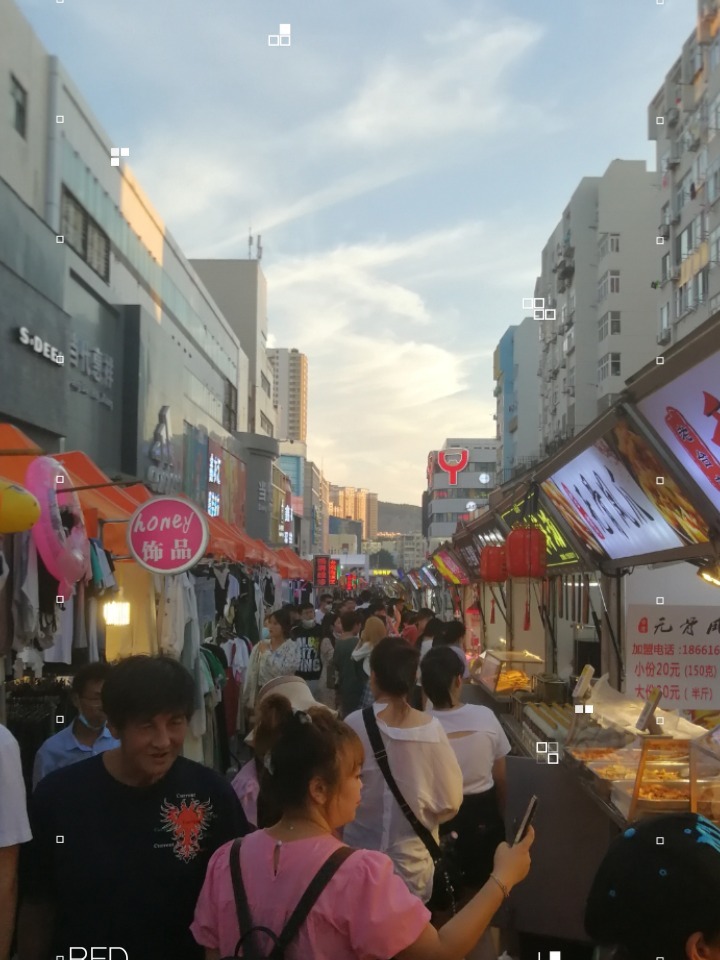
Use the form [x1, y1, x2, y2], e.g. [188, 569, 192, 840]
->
[343, 637, 463, 904]
[242, 608, 300, 725]
[421, 647, 510, 891]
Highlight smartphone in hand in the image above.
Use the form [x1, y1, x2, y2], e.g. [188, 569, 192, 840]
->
[512, 795, 538, 846]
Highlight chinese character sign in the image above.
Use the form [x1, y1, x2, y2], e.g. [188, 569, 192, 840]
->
[128, 497, 209, 574]
[626, 605, 720, 710]
[314, 556, 331, 586]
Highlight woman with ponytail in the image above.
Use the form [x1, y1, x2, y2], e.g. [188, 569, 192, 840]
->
[192, 690, 534, 960]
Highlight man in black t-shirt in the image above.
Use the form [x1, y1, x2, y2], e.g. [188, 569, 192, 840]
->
[17, 656, 250, 960]
[292, 601, 324, 696]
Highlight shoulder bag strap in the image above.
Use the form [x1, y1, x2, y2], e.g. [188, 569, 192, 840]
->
[229, 838, 265, 959]
[272, 847, 357, 955]
[361, 707, 441, 861]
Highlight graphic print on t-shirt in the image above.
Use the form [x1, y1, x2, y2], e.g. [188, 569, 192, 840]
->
[159, 798, 214, 862]
[297, 635, 322, 677]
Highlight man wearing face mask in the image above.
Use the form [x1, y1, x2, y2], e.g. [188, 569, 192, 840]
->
[293, 601, 325, 696]
[32, 662, 119, 789]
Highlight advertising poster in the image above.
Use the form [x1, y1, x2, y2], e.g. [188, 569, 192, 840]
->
[222, 449, 246, 529]
[626, 604, 720, 710]
[541, 418, 701, 563]
[638, 352, 720, 525]
[207, 439, 223, 518]
[433, 550, 470, 585]
[501, 494, 578, 568]
[454, 534, 482, 579]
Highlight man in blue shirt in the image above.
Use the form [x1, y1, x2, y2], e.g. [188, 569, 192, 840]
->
[32, 662, 119, 789]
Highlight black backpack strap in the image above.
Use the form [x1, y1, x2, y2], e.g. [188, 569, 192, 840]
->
[229, 838, 259, 958]
[272, 846, 356, 956]
[361, 707, 441, 861]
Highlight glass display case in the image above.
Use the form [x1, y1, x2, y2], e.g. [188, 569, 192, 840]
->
[469, 650, 544, 696]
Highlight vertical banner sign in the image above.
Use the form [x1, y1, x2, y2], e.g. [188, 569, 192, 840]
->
[207, 440, 223, 518]
[437, 449, 469, 486]
[328, 558, 339, 585]
[314, 555, 330, 586]
[626, 604, 720, 710]
[128, 497, 209, 574]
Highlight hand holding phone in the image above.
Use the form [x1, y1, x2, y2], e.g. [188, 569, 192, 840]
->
[512, 795, 538, 846]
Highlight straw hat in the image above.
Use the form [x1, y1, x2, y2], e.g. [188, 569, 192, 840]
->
[244, 676, 336, 745]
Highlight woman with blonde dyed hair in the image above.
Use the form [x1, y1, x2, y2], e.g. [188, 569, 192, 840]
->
[351, 615, 388, 708]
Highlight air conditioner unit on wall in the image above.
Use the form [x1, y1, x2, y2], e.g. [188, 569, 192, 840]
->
[667, 107, 680, 127]
[658, 223, 670, 240]
[657, 328, 672, 345]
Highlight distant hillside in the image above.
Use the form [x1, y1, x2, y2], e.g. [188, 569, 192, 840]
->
[378, 501, 422, 534]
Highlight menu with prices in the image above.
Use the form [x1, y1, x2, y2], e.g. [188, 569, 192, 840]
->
[626, 604, 720, 710]
[313, 555, 339, 587]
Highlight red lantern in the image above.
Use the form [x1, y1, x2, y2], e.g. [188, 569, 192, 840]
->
[506, 527, 547, 580]
[480, 545, 507, 583]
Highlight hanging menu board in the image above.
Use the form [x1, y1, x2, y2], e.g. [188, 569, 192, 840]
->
[453, 534, 482, 579]
[500, 494, 578, 568]
[541, 417, 705, 563]
[637, 350, 720, 527]
[314, 556, 339, 586]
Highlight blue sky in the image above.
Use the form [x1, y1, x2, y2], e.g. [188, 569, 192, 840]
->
[18, 0, 697, 502]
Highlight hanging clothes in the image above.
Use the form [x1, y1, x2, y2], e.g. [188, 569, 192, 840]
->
[12, 531, 39, 650]
[105, 564, 158, 660]
[0, 534, 14, 658]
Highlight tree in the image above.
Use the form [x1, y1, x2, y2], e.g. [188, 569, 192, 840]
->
[369, 548, 396, 568]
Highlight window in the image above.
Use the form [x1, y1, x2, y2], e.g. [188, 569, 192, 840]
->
[598, 272, 609, 302]
[11, 75, 27, 138]
[60, 188, 110, 282]
[711, 35, 720, 74]
[261, 372, 271, 397]
[610, 270, 620, 293]
[598, 311, 621, 340]
[610, 234, 620, 253]
[223, 380, 238, 433]
[598, 234, 608, 260]
[676, 279, 695, 316]
[660, 302, 671, 331]
[260, 412, 274, 436]
[598, 353, 622, 381]
[661, 253, 671, 282]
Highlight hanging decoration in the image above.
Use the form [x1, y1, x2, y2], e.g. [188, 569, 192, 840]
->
[480, 545, 507, 583]
[0, 477, 40, 533]
[506, 527, 548, 580]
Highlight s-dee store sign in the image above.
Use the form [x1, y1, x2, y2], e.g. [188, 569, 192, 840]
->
[128, 497, 209, 574]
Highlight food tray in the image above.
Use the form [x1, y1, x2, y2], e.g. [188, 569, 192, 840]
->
[611, 780, 691, 819]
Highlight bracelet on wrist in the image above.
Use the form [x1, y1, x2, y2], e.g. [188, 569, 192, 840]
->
[489, 873, 509, 900]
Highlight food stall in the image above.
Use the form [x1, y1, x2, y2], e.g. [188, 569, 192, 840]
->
[446, 316, 720, 953]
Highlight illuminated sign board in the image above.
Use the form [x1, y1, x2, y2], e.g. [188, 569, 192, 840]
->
[540, 418, 705, 562]
[314, 555, 339, 586]
[473, 524, 506, 549]
[437, 449, 469, 486]
[370, 569, 397, 576]
[453, 535, 482, 578]
[419, 565, 439, 587]
[501, 496, 578, 568]
[433, 550, 470, 585]
[638, 353, 720, 530]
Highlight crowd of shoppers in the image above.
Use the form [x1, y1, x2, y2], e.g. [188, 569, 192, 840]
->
[3, 589, 720, 960]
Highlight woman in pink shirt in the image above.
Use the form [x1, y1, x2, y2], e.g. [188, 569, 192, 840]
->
[191, 694, 534, 960]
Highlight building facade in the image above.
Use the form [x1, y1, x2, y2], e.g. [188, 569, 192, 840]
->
[268, 347, 308, 442]
[0, 0, 253, 528]
[330, 485, 378, 539]
[190, 258, 277, 440]
[649, 5, 720, 351]
[494, 317, 542, 485]
[535, 160, 659, 459]
[424, 439, 498, 541]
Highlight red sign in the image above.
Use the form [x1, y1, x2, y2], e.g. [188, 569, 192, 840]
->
[437, 449, 469, 485]
[128, 497, 209, 574]
[314, 555, 339, 587]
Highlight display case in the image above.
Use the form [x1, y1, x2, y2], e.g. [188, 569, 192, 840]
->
[469, 650, 543, 695]
[690, 729, 720, 822]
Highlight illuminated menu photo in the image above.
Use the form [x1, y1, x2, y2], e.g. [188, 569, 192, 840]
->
[638, 351, 720, 528]
[540, 418, 704, 562]
[500, 495, 578, 568]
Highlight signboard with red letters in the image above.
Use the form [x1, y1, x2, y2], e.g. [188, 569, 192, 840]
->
[128, 497, 209, 574]
[626, 604, 720, 710]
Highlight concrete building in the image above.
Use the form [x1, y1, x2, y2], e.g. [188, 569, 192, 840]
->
[304, 460, 330, 555]
[535, 160, 660, 459]
[494, 317, 542, 485]
[328, 532, 359, 554]
[268, 348, 308, 442]
[190, 258, 277, 440]
[648, 5, 720, 350]
[424, 439, 498, 541]
[366, 492, 379, 539]
[0, 0, 254, 530]
[329, 516, 363, 548]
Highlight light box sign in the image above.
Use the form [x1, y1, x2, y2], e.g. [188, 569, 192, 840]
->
[420, 565, 439, 587]
[638, 352, 720, 527]
[128, 497, 209, 574]
[541, 419, 698, 562]
[501, 496, 578, 568]
[474, 524, 506, 548]
[453, 536, 482, 578]
[433, 550, 470, 585]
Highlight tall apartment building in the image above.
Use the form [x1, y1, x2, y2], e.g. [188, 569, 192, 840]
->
[190, 258, 278, 439]
[330, 485, 377, 539]
[304, 460, 330, 554]
[649, 3, 720, 349]
[423, 439, 498, 540]
[494, 317, 542, 484]
[267, 348, 308, 441]
[535, 160, 659, 458]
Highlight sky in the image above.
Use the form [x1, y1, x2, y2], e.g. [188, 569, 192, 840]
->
[17, 0, 698, 503]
